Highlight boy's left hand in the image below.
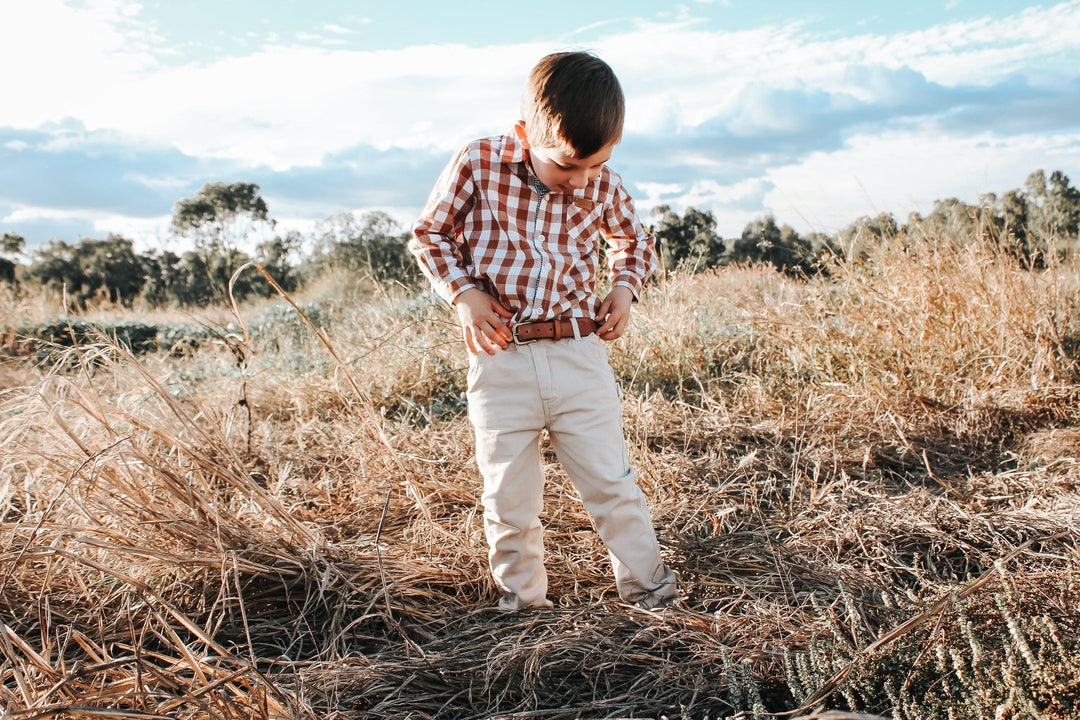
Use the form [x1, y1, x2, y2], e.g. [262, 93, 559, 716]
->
[596, 285, 634, 341]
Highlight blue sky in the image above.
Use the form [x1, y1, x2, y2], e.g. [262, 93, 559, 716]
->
[1, 0, 1079, 251]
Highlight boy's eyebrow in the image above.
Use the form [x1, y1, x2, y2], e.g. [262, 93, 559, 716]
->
[560, 160, 605, 169]
[559, 155, 610, 169]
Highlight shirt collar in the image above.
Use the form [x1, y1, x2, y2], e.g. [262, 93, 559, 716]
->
[498, 130, 527, 165]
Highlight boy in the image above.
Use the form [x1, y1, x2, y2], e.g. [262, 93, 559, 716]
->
[409, 51, 677, 610]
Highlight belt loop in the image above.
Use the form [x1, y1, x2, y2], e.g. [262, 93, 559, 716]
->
[572, 319, 581, 339]
[553, 319, 562, 341]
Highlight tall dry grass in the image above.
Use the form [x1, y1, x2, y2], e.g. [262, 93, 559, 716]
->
[1, 231, 1079, 719]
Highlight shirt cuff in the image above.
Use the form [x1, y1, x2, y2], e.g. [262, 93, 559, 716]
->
[612, 276, 644, 302]
[446, 278, 479, 305]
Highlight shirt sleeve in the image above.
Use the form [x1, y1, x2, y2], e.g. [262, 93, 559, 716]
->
[601, 178, 657, 299]
[409, 145, 480, 305]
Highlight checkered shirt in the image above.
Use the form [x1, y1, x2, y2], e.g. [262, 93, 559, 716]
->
[409, 132, 656, 322]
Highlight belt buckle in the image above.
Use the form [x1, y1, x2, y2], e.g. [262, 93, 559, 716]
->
[511, 322, 539, 346]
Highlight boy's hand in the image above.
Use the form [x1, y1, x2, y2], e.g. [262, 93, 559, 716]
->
[596, 285, 634, 341]
[454, 288, 514, 355]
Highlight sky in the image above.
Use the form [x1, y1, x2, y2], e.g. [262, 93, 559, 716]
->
[1, 0, 1079, 253]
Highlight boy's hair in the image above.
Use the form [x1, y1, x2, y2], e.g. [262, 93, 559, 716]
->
[520, 51, 624, 158]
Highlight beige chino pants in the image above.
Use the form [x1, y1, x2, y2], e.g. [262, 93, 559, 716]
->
[466, 333, 677, 610]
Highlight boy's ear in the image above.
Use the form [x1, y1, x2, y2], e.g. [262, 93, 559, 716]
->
[513, 121, 531, 149]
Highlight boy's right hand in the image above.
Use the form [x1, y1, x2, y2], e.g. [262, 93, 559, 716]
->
[453, 288, 514, 355]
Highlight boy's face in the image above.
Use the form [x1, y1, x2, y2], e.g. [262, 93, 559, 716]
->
[515, 121, 616, 194]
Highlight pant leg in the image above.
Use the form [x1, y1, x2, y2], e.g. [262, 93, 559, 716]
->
[467, 346, 552, 610]
[542, 336, 678, 606]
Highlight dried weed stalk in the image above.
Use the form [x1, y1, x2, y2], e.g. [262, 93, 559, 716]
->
[1, 233, 1079, 718]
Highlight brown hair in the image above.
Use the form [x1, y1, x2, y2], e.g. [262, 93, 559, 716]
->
[520, 51, 625, 158]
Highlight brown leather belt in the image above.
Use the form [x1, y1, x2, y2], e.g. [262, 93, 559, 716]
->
[511, 317, 597, 345]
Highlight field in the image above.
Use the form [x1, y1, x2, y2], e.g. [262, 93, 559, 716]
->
[2, 232, 1079, 719]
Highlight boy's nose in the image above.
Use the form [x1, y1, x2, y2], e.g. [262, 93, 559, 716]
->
[568, 171, 589, 188]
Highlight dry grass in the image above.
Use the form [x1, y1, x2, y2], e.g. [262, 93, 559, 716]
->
[1, 232, 1079, 719]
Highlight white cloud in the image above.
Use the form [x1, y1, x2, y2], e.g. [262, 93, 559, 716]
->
[4, 1, 1078, 168]
[78, 41, 549, 168]
[867, 3, 1080, 84]
[0, 0, 160, 128]
[295, 31, 340, 44]
[3, 206, 82, 224]
[636, 182, 685, 202]
[99, 215, 173, 251]
[2, 204, 170, 250]
[2, 1, 1079, 247]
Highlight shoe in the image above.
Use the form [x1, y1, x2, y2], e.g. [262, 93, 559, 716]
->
[498, 593, 554, 611]
[633, 593, 682, 612]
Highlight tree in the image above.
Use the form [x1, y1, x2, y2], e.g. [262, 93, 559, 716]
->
[728, 216, 825, 276]
[649, 205, 725, 273]
[171, 181, 275, 301]
[28, 235, 145, 307]
[29, 239, 83, 300]
[1024, 169, 1080, 249]
[996, 189, 1030, 248]
[969, 170, 1080, 266]
[138, 248, 182, 306]
[804, 231, 843, 267]
[2, 231, 23, 256]
[730, 215, 780, 266]
[888, 171, 1080, 266]
[255, 231, 302, 292]
[301, 210, 418, 286]
[170, 252, 216, 306]
[837, 213, 900, 261]
[924, 198, 989, 242]
[979, 190, 1036, 264]
[1, 232, 24, 286]
[76, 235, 145, 304]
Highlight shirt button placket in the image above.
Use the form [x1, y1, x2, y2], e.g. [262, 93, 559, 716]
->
[528, 181, 550, 320]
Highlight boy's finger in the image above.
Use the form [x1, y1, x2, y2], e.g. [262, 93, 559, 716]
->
[489, 328, 509, 349]
[599, 316, 620, 333]
[463, 328, 479, 356]
[479, 323, 508, 352]
[600, 311, 628, 337]
[493, 324, 513, 344]
[467, 325, 496, 355]
[598, 310, 620, 333]
[600, 321, 625, 340]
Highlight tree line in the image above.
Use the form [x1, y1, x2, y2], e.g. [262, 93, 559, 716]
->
[0, 181, 417, 308]
[1, 170, 1078, 308]
[651, 169, 1080, 277]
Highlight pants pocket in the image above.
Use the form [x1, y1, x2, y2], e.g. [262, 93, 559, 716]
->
[466, 351, 482, 391]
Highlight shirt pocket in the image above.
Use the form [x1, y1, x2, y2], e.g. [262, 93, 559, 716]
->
[563, 201, 603, 244]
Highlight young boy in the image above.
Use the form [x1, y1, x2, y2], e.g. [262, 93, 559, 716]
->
[409, 51, 677, 610]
